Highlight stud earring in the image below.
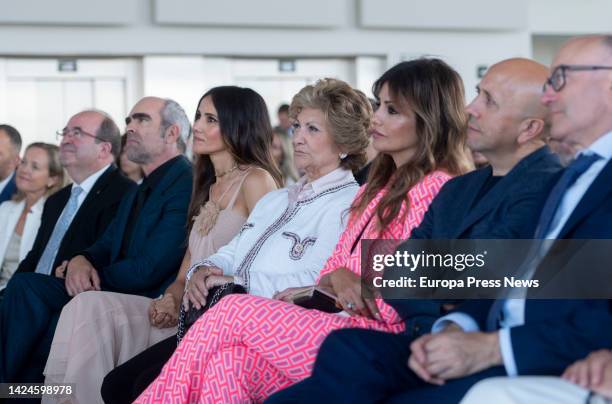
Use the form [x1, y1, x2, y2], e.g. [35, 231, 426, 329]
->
[339, 152, 348, 160]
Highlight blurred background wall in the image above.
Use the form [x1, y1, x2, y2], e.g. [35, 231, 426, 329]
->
[0, 0, 609, 146]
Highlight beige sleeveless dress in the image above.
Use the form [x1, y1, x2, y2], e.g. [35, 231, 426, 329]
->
[43, 168, 253, 404]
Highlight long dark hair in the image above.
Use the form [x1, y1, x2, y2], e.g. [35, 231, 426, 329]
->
[188, 86, 283, 229]
[352, 58, 473, 231]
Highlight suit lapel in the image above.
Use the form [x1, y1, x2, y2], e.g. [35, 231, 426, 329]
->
[532, 160, 612, 294]
[63, 166, 117, 242]
[116, 156, 187, 256]
[452, 164, 506, 238]
[455, 168, 498, 237]
[557, 159, 612, 238]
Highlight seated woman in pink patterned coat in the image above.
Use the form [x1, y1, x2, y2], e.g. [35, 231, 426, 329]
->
[135, 58, 473, 404]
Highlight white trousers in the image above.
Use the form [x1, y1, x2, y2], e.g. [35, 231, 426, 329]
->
[461, 377, 611, 404]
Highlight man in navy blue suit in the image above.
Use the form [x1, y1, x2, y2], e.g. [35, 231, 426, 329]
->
[0, 124, 22, 204]
[267, 40, 612, 403]
[0, 97, 193, 383]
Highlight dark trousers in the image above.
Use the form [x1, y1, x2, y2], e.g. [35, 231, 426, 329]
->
[0, 273, 71, 383]
[101, 334, 176, 404]
[266, 328, 506, 404]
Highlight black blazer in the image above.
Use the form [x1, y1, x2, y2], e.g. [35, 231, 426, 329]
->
[89, 156, 193, 298]
[16, 165, 135, 274]
[387, 146, 562, 337]
[411, 145, 563, 239]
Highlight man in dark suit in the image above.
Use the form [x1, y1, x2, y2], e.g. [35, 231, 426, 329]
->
[0, 124, 22, 204]
[16, 111, 134, 275]
[267, 36, 612, 404]
[386, 58, 563, 338]
[0, 97, 193, 383]
[0, 109, 134, 381]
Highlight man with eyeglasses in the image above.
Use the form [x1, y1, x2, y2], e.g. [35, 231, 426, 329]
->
[0, 109, 135, 380]
[0, 97, 193, 385]
[457, 34, 612, 404]
[15, 110, 134, 276]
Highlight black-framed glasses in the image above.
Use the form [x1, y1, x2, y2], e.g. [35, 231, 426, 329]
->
[56, 127, 105, 142]
[543, 64, 612, 92]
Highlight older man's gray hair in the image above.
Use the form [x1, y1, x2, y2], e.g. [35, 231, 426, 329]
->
[161, 99, 191, 153]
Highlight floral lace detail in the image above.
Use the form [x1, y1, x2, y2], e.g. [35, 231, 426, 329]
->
[193, 201, 222, 236]
[192, 169, 251, 236]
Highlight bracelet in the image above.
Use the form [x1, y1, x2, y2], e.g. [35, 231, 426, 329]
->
[185, 260, 217, 283]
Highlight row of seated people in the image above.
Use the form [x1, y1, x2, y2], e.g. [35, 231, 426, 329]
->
[0, 118, 301, 295]
[0, 131, 166, 296]
[0, 33, 608, 404]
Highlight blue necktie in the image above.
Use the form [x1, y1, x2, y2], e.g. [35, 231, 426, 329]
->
[486, 153, 601, 331]
[35, 185, 83, 275]
[534, 153, 601, 239]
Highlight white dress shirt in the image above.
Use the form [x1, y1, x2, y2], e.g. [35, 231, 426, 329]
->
[433, 131, 612, 375]
[71, 164, 110, 209]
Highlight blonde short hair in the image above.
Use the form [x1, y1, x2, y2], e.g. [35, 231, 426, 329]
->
[289, 78, 371, 172]
[13, 142, 66, 201]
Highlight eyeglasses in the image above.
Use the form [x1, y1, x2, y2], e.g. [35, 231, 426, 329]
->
[56, 127, 104, 142]
[543, 64, 612, 92]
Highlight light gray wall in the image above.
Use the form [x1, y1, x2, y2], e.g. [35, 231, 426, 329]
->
[0, 0, 605, 58]
[360, 0, 528, 30]
[155, 0, 350, 28]
[0, 0, 604, 103]
[0, 0, 531, 57]
[532, 36, 571, 67]
[529, 0, 612, 35]
[0, 0, 137, 25]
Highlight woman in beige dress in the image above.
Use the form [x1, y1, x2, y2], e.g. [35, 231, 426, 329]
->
[42, 86, 282, 404]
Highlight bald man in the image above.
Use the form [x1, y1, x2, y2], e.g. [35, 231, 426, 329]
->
[458, 35, 612, 404]
[266, 58, 565, 403]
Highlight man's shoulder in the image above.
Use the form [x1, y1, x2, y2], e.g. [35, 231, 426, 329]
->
[521, 147, 562, 176]
[46, 184, 71, 205]
[97, 166, 137, 192]
[438, 168, 485, 193]
[159, 156, 193, 192]
[172, 156, 194, 182]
